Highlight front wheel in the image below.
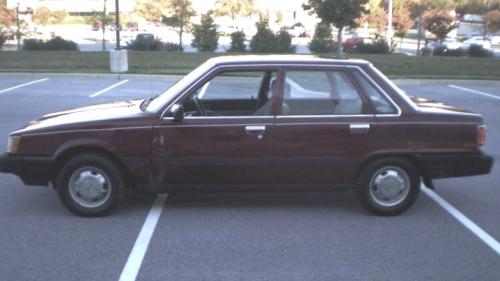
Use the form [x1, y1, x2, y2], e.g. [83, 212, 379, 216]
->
[56, 153, 124, 216]
[356, 158, 420, 216]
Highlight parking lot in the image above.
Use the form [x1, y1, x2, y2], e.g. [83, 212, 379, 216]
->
[0, 73, 499, 281]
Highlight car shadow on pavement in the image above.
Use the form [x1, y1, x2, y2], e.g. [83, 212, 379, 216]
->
[162, 190, 365, 215]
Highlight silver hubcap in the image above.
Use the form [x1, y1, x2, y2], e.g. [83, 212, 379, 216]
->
[369, 166, 410, 207]
[68, 167, 112, 208]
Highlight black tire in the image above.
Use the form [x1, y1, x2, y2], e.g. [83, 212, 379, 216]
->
[56, 153, 124, 217]
[356, 158, 420, 216]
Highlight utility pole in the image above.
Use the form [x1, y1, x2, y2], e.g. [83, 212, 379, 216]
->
[16, 2, 20, 50]
[387, 0, 393, 51]
[115, 0, 121, 50]
[102, 0, 107, 51]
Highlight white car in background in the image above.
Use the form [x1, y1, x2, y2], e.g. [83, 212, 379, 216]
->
[462, 36, 492, 50]
[216, 25, 239, 36]
[487, 35, 500, 45]
[444, 38, 464, 50]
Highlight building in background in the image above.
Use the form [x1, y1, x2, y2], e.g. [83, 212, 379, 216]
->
[457, 14, 485, 37]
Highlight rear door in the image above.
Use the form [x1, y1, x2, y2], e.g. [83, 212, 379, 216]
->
[272, 66, 377, 187]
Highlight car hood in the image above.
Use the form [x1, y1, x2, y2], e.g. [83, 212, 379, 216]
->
[13, 99, 146, 135]
[409, 96, 476, 115]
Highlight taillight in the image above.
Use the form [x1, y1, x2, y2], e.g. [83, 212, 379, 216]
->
[477, 125, 486, 146]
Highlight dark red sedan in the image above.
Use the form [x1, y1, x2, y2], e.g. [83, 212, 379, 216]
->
[0, 56, 493, 216]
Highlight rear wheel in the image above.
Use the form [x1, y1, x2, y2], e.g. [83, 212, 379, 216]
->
[56, 153, 124, 216]
[356, 158, 420, 216]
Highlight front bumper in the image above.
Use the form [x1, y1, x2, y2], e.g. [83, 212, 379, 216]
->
[0, 153, 52, 186]
[416, 151, 494, 179]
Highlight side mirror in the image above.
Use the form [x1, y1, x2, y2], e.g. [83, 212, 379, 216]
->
[169, 104, 184, 121]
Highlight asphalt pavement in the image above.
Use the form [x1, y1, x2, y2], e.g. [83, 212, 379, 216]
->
[0, 74, 499, 281]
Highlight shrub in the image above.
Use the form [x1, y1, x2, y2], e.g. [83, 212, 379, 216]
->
[44, 36, 78, 50]
[22, 39, 45, 50]
[126, 36, 182, 52]
[308, 22, 336, 54]
[353, 40, 390, 54]
[275, 31, 296, 53]
[191, 13, 219, 52]
[444, 48, 466, 57]
[468, 44, 493, 57]
[127, 36, 163, 51]
[228, 31, 246, 52]
[22, 37, 79, 51]
[250, 17, 295, 53]
[164, 42, 183, 52]
[0, 34, 5, 50]
[249, 22, 276, 53]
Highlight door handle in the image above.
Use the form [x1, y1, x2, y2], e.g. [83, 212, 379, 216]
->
[245, 125, 266, 140]
[245, 125, 266, 132]
[350, 123, 370, 134]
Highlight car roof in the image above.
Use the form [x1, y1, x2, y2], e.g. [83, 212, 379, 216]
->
[205, 55, 370, 67]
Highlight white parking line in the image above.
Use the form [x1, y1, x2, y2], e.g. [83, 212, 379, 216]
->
[89, 79, 129, 98]
[449, 84, 500, 100]
[421, 184, 500, 256]
[0, 78, 49, 94]
[119, 194, 168, 281]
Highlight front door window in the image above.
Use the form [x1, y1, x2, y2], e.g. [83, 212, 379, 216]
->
[181, 70, 278, 117]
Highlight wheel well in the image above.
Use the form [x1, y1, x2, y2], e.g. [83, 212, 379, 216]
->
[50, 146, 131, 188]
[354, 154, 427, 184]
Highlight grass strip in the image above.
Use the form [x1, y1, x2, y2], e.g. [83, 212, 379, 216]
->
[0, 51, 499, 79]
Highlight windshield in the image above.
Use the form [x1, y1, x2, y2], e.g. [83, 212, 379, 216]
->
[146, 60, 214, 112]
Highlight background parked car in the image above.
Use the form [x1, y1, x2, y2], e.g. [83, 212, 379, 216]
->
[420, 41, 446, 56]
[488, 35, 500, 45]
[462, 36, 492, 50]
[216, 24, 239, 36]
[343, 32, 363, 50]
[280, 22, 309, 37]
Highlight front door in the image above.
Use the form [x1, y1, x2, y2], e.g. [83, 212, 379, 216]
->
[151, 68, 280, 187]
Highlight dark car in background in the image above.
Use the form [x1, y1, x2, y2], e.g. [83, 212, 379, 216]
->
[0, 56, 493, 217]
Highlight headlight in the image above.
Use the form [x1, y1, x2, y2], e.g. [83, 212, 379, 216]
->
[7, 136, 21, 154]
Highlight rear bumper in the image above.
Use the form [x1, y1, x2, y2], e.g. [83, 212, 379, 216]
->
[0, 153, 52, 186]
[416, 151, 494, 179]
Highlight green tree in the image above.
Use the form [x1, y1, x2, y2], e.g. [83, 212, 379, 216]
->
[0, 33, 5, 50]
[49, 10, 68, 24]
[308, 22, 337, 53]
[32, 6, 50, 25]
[135, 0, 170, 22]
[162, 0, 195, 51]
[228, 31, 246, 52]
[407, 0, 454, 55]
[85, 11, 113, 25]
[423, 9, 458, 41]
[214, 0, 255, 20]
[192, 12, 219, 52]
[303, 0, 368, 57]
